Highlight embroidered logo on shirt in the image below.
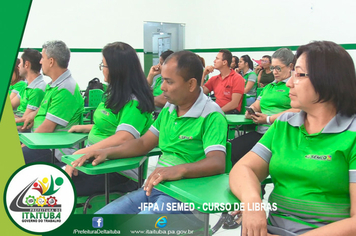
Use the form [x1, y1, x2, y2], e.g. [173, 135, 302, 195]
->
[101, 110, 110, 116]
[305, 155, 332, 161]
[276, 90, 285, 92]
[179, 135, 193, 140]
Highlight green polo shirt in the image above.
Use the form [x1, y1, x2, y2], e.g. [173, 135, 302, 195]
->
[256, 78, 291, 134]
[33, 70, 83, 132]
[9, 80, 27, 96]
[243, 69, 257, 97]
[16, 75, 46, 116]
[152, 76, 163, 97]
[149, 89, 227, 167]
[251, 111, 356, 234]
[88, 97, 153, 145]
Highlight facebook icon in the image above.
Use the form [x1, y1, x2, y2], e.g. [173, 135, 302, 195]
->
[92, 217, 103, 228]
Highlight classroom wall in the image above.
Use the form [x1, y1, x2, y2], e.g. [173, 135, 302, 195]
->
[20, 0, 356, 88]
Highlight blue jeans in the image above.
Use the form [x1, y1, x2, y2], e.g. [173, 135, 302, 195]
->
[96, 188, 203, 229]
[246, 97, 256, 106]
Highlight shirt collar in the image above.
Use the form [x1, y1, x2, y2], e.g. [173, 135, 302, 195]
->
[49, 70, 71, 88]
[27, 74, 44, 89]
[288, 110, 356, 134]
[271, 76, 290, 85]
[168, 87, 208, 118]
[242, 68, 253, 76]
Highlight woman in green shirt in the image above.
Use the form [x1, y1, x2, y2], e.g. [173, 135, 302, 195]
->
[65, 42, 155, 196]
[8, 58, 26, 100]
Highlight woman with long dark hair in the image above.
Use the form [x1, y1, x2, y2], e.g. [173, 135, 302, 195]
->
[9, 58, 26, 100]
[238, 55, 257, 105]
[65, 42, 155, 196]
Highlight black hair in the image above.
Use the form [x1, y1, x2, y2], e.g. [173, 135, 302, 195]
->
[296, 41, 356, 116]
[231, 56, 239, 69]
[219, 49, 232, 67]
[160, 50, 174, 62]
[21, 48, 42, 73]
[241, 55, 253, 70]
[165, 51, 203, 87]
[262, 55, 271, 63]
[102, 42, 154, 114]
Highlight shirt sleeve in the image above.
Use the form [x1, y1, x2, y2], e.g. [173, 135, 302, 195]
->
[349, 144, 356, 183]
[232, 74, 245, 94]
[27, 88, 45, 111]
[150, 108, 165, 137]
[115, 100, 153, 139]
[248, 73, 257, 82]
[46, 89, 80, 126]
[251, 118, 278, 163]
[202, 112, 227, 155]
[204, 75, 215, 92]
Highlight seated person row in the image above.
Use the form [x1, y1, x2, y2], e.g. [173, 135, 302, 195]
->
[70, 51, 227, 229]
[231, 48, 299, 166]
[19, 40, 83, 163]
[9, 59, 27, 101]
[12, 49, 46, 120]
[146, 50, 174, 115]
[230, 41, 356, 236]
[237, 55, 257, 106]
[65, 42, 155, 196]
[202, 49, 245, 114]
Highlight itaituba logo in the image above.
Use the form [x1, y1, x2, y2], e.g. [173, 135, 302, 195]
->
[4, 163, 75, 234]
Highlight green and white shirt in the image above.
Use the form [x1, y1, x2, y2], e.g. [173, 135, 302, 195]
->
[252, 111, 356, 234]
[243, 69, 257, 97]
[88, 97, 153, 145]
[256, 78, 291, 134]
[16, 75, 46, 116]
[9, 80, 27, 96]
[33, 70, 83, 132]
[152, 76, 163, 97]
[149, 89, 227, 167]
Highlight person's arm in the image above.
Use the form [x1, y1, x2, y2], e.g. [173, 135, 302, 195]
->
[68, 124, 93, 133]
[144, 150, 225, 196]
[10, 92, 17, 100]
[16, 109, 38, 131]
[11, 96, 20, 110]
[299, 183, 356, 236]
[34, 119, 57, 133]
[201, 66, 214, 87]
[244, 81, 255, 94]
[229, 151, 270, 236]
[203, 86, 210, 95]
[154, 94, 167, 108]
[65, 130, 135, 177]
[251, 108, 300, 125]
[71, 130, 159, 167]
[147, 64, 161, 86]
[221, 93, 242, 113]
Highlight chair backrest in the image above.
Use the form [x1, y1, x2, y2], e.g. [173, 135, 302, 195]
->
[225, 142, 232, 173]
[240, 94, 247, 114]
[88, 89, 104, 107]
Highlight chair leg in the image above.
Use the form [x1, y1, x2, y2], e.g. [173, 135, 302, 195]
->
[82, 191, 125, 214]
[203, 214, 210, 236]
[211, 212, 228, 234]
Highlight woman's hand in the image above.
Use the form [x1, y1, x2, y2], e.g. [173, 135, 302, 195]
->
[65, 165, 78, 178]
[68, 125, 90, 133]
[241, 206, 268, 236]
[251, 112, 268, 124]
[245, 110, 253, 119]
[71, 149, 109, 167]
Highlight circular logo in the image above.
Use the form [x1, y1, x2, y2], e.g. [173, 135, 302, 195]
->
[4, 163, 76, 234]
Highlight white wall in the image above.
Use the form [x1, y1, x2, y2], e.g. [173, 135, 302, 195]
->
[21, 0, 356, 88]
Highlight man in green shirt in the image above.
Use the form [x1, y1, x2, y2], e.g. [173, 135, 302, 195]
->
[20, 40, 84, 164]
[71, 51, 227, 226]
[12, 48, 46, 120]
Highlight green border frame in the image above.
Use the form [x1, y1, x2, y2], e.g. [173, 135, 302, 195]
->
[3, 162, 77, 235]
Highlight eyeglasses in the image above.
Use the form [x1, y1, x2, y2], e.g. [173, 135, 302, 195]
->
[260, 59, 269, 64]
[270, 65, 286, 72]
[99, 62, 108, 71]
[292, 71, 309, 84]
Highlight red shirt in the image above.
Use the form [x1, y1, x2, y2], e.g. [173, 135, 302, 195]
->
[204, 69, 245, 111]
